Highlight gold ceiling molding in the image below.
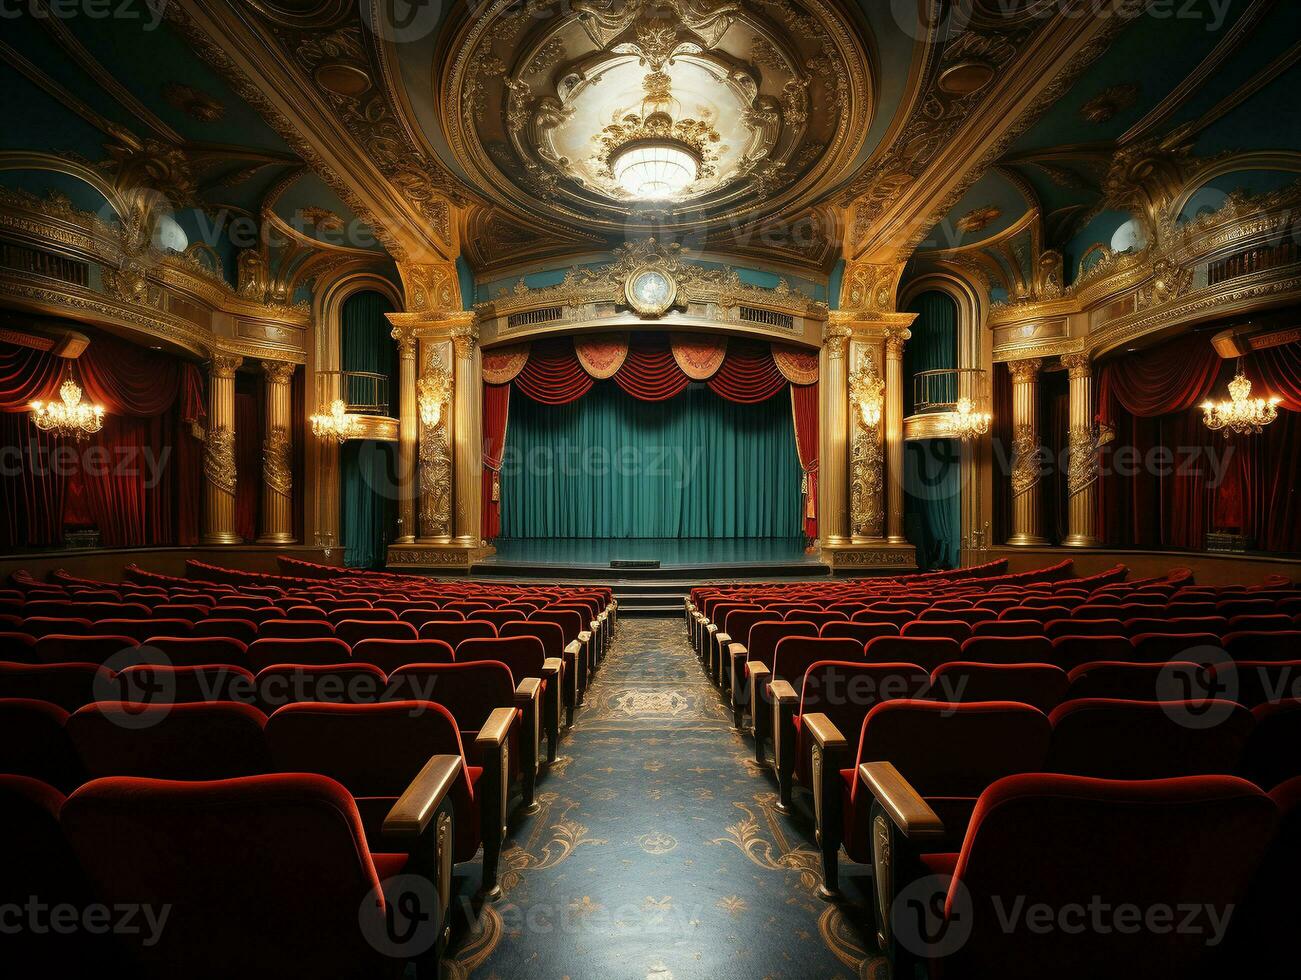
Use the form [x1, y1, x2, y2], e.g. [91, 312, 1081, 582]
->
[440, 0, 872, 247]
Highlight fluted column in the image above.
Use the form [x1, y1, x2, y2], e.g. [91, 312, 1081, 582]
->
[819, 324, 851, 545]
[884, 328, 910, 543]
[452, 321, 482, 544]
[1062, 352, 1101, 547]
[392, 327, 418, 543]
[1008, 358, 1047, 546]
[256, 361, 295, 544]
[201, 353, 242, 544]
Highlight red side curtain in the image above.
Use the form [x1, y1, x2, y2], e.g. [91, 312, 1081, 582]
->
[707, 341, 787, 403]
[791, 382, 819, 539]
[613, 339, 691, 401]
[482, 382, 510, 539]
[0, 343, 69, 547]
[514, 338, 593, 405]
[0, 342, 65, 409]
[1096, 333, 1223, 425]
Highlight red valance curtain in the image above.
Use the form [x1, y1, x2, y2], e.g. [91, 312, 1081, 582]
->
[481, 382, 511, 539]
[613, 339, 692, 401]
[707, 340, 788, 403]
[1096, 333, 1223, 426]
[791, 381, 819, 539]
[514, 338, 594, 405]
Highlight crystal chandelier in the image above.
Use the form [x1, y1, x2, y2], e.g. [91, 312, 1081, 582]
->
[601, 69, 719, 200]
[1202, 363, 1281, 435]
[950, 397, 992, 440]
[30, 369, 104, 440]
[310, 398, 361, 443]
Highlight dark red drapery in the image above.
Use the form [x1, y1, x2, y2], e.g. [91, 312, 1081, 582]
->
[514, 339, 594, 405]
[481, 382, 510, 539]
[706, 340, 788, 403]
[613, 340, 692, 401]
[791, 381, 819, 539]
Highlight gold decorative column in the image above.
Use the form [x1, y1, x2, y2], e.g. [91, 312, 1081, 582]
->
[883, 327, 910, 544]
[819, 323, 851, 545]
[418, 338, 454, 543]
[1062, 352, 1101, 547]
[201, 352, 242, 545]
[848, 341, 884, 541]
[451, 319, 482, 545]
[392, 327, 418, 543]
[1007, 358, 1047, 546]
[257, 361, 295, 544]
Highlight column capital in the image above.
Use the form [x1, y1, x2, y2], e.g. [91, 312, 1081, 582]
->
[261, 360, 295, 385]
[451, 319, 479, 359]
[208, 353, 243, 379]
[1008, 357, 1044, 384]
[390, 325, 419, 358]
[822, 322, 852, 359]
[883, 327, 910, 360]
[1060, 352, 1091, 379]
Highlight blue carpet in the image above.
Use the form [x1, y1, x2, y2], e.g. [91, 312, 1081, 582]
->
[444, 619, 883, 979]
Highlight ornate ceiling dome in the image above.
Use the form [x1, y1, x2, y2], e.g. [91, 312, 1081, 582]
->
[441, 0, 873, 235]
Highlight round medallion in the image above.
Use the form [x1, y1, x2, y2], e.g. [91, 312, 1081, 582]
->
[625, 269, 677, 316]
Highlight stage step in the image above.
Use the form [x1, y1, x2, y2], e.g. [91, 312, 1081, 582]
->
[610, 583, 687, 619]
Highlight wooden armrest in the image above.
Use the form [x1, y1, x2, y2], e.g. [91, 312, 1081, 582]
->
[727, 642, 747, 658]
[803, 712, 848, 751]
[541, 657, 562, 675]
[475, 706, 516, 748]
[715, 632, 730, 647]
[749, 662, 770, 687]
[382, 754, 463, 839]
[859, 762, 945, 842]
[514, 676, 541, 705]
[577, 630, 592, 643]
[770, 679, 798, 704]
[706, 623, 718, 634]
[564, 639, 581, 657]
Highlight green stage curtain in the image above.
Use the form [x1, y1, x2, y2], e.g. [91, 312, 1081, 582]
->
[341, 440, 397, 569]
[903, 291, 962, 569]
[500, 382, 801, 538]
[340, 291, 397, 567]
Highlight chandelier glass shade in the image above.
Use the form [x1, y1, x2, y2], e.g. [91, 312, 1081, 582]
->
[848, 361, 885, 429]
[30, 373, 104, 440]
[611, 140, 700, 199]
[310, 398, 361, 443]
[951, 397, 992, 440]
[1202, 365, 1281, 435]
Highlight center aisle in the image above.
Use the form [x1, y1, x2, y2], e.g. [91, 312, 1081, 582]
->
[446, 618, 882, 979]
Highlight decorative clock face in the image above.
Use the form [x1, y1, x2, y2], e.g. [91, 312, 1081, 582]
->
[627, 270, 675, 315]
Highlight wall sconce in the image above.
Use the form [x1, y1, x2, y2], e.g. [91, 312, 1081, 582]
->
[849, 358, 885, 429]
[417, 364, 452, 427]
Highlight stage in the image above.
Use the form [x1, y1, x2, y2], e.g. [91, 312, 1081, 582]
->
[473, 537, 824, 580]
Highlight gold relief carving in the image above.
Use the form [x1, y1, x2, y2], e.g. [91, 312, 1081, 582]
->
[1080, 83, 1139, 124]
[873, 813, 892, 948]
[209, 353, 243, 380]
[451, 321, 479, 360]
[1011, 423, 1044, 498]
[263, 425, 293, 497]
[419, 419, 453, 539]
[841, 262, 902, 314]
[850, 425, 884, 538]
[825, 548, 915, 566]
[956, 206, 1002, 234]
[203, 425, 237, 496]
[161, 82, 225, 123]
[822, 323, 851, 360]
[1067, 424, 1101, 499]
[1060, 352, 1091, 380]
[883, 327, 910, 360]
[1008, 357, 1042, 385]
[390, 326, 418, 358]
[399, 262, 459, 315]
[261, 360, 295, 385]
[1136, 257, 1193, 310]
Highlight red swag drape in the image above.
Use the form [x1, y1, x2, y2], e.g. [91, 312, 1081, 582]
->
[481, 382, 510, 539]
[614, 339, 692, 401]
[706, 340, 788, 403]
[791, 382, 819, 539]
[0, 335, 204, 549]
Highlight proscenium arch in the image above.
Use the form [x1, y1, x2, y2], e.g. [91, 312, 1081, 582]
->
[307, 269, 404, 549]
[899, 272, 993, 565]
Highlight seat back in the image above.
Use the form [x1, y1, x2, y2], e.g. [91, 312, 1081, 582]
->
[721, 609, 775, 648]
[457, 636, 546, 679]
[115, 665, 256, 705]
[958, 636, 1054, 665]
[929, 663, 1069, 713]
[1048, 698, 1253, 778]
[140, 635, 249, 669]
[797, 661, 930, 740]
[0, 699, 82, 790]
[190, 618, 258, 645]
[771, 637, 864, 686]
[0, 662, 107, 711]
[971, 619, 1043, 638]
[745, 620, 820, 671]
[1130, 632, 1223, 664]
[1241, 700, 1301, 790]
[941, 774, 1276, 978]
[61, 773, 393, 977]
[901, 619, 972, 644]
[334, 619, 418, 648]
[1065, 660, 1207, 702]
[417, 619, 498, 650]
[67, 702, 271, 780]
[34, 634, 138, 667]
[258, 619, 336, 640]
[247, 637, 353, 672]
[351, 638, 455, 673]
[385, 661, 515, 732]
[501, 620, 565, 661]
[864, 635, 962, 673]
[254, 663, 387, 712]
[1050, 635, 1134, 671]
[399, 608, 465, 628]
[1225, 631, 1301, 662]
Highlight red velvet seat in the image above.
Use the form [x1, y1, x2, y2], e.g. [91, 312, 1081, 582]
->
[958, 635, 1053, 665]
[472, 608, 527, 630]
[1044, 617, 1126, 639]
[820, 620, 898, 645]
[21, 616, 93, 638]
[0, 698, 83, 790]
[139, 634, 249, 669]
[0, 662, 108, 711]
[335, 619, 418, 648]
[1215, 660, 1301, 708]
[901, 619, 972, 644]
[787, 609, 849, 629]
[258, 618, 336, 640]
[351, 638, 455, 673]
[96, 618, 193, 642]
[1070, 603, 1129, 620]
[921, 607, 996, 626]
[904, 774, 1275, 979]
[418, 619, 498, 649]
[1130, 631, 1222, 664]
[253, 663, 388, 712]
[970, 618, 1043, 638]
[929, 662, 1069, 712]
[501, 619, 577, 727]
[150, 603, 209, 622]
[67, 701, 271, 780]
[285, 604, 329, 620]
[1240, 700, 1301, 790]
[326, 607, 398, 626]
[60, 773, 422, 978]
[1225, 630, 1301, 662]
[189, 617, 258, 645]
[399, 608, 465, 628]
[1065, 660, 1208, 701]
[209, 605, 284, 625]
[1049, 634, 1133, 671]
[865, 635, 961, 673]
[246, 636, 353, 672]
[263, 701, 496, 889]
[34, 633, 138, 667]
[115, 664, 256, 705]
[1125, 615, 1230, 638]
[998, 605, 1072, 624]
[1048, 698, 1253, 778]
